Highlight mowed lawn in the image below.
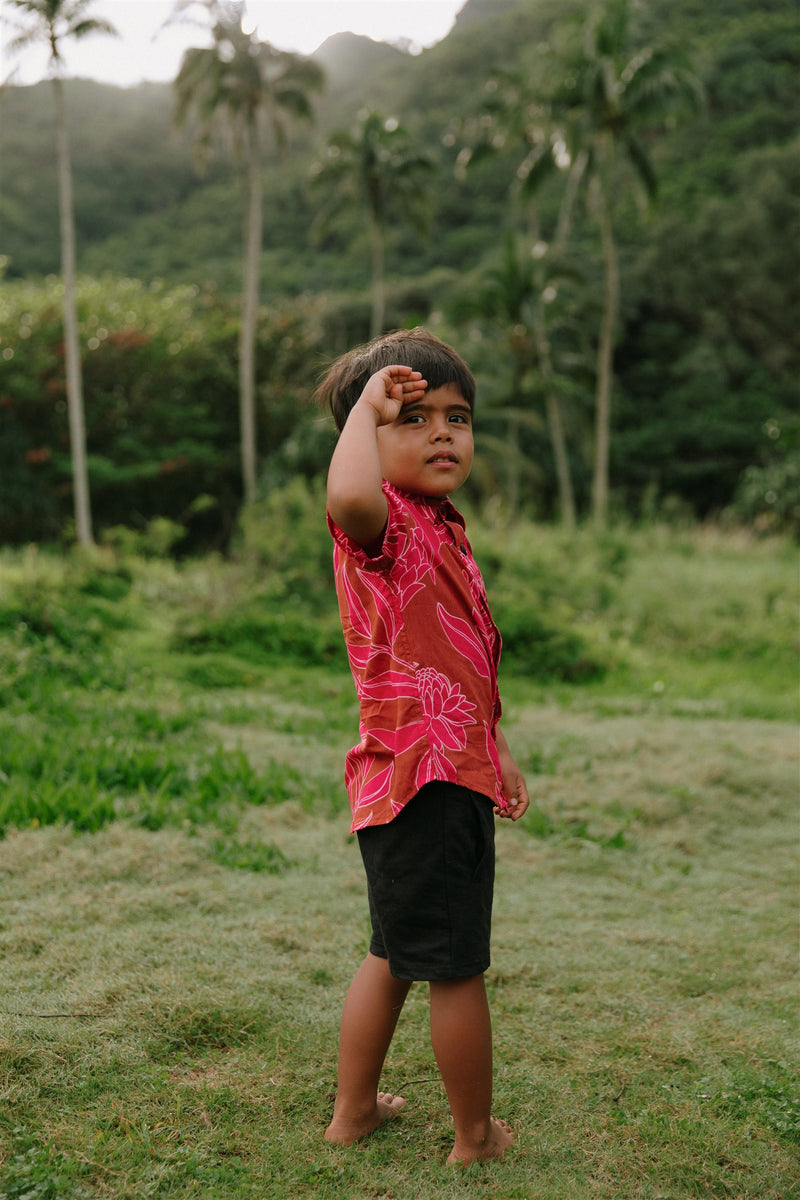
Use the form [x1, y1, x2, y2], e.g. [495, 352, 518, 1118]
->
[2, 696, 797, 1199]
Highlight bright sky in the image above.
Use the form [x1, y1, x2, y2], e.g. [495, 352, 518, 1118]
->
[1, 0, 465, 87]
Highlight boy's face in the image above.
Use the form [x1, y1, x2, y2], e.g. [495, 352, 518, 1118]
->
[376, 384, 474, 498]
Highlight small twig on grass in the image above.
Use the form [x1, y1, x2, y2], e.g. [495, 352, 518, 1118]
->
[74, 1152, 123, 1176]
[612, 1079, 628, 1103]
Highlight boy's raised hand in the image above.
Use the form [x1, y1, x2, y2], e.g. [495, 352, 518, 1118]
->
[328, 365, 427, 549]
[360, 366, 427, 426]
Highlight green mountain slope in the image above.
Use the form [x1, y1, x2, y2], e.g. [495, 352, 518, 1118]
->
[2, 0, 796, 303]
[0, 0, 797, 532]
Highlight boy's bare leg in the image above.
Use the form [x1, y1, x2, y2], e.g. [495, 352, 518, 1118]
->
[429, 974, 515, 1164]
[325, 952, 412, 1144]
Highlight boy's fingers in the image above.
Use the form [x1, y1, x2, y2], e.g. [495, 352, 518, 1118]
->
[383, 365, 422, 379]
[497, 779, 530, 821]
[511, 793, 530, 820]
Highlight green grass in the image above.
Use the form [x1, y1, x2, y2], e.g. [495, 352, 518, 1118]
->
[1, 719, 796, 1197]
[0, 524, 798, 1196]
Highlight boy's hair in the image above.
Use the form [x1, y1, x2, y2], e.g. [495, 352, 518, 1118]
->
[315, 328, 476, 433]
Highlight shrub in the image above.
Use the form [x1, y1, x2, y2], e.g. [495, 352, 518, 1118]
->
[468, 518, 627, 680]
[235, 477, 334, 612]
[0, 277, 326, 548]
[732, 453, 800, 538]
[0, 557, 134, 698]
[172, 605, 344, 670]
[495, 599, 606, 681]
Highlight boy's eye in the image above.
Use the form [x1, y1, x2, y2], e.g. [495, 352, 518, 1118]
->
[399, 409, 471, 426]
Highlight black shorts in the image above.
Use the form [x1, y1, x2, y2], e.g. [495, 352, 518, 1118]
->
[356, 781, 495, 981]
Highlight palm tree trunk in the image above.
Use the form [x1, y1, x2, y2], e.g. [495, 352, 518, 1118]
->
[369, 213, 385, 338]
[527, 150, 585, 529]
[545, 388, 576, 529]
[507, 410, 520, 519]
[239, 125, 262, 505]
[54, 75, 92, 546]
[533, 295, 576, 529]
[592, 139, 618, 528]
[553, 148, 589, 256]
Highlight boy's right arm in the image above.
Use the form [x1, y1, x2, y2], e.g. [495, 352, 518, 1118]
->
[327, 366, 426, 550]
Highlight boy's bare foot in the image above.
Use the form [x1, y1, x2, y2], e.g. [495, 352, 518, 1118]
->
[324, 1092, 406, 1144]
[447, 1117, 514, 1165]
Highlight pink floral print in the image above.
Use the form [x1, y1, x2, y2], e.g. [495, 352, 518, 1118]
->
[329, 484, 505, 830]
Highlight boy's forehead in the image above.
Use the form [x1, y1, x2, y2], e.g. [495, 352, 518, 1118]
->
[404, 385, 470, 410]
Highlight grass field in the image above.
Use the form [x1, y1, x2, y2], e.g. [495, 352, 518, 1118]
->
[0, 523, 798, 1198]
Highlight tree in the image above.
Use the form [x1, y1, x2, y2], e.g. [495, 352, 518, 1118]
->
[462, 233, 587, 522]
[455, 68, 581, 525]
[311, 109, 435, 338]
[552, 0, 703, 525]
[4, 0, 117, 545]
[173, 0, 323, 503]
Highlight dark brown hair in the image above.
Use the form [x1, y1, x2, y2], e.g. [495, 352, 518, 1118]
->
[315, 328, 476, 433]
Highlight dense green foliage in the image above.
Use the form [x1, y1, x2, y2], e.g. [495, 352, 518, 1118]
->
[0, 0, 798, 539]
[0, 277, 329, 545]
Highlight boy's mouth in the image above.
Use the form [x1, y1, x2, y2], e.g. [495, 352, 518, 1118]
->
[428, 452, 458, 464]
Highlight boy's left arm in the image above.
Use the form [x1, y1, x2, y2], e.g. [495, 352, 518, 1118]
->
[494, 725, 530, 822]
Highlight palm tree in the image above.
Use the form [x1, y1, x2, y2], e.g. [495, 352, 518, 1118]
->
[456, 69, 579, 525]
[553, 0, 704, 525]
[473, 234, 584, 523]
[173, 1, 323, 504]
[4, 0, 117, 545]
[311, 109, 435, 337]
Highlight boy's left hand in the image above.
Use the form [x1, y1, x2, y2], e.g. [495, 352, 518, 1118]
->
[495, 751, 530, 822]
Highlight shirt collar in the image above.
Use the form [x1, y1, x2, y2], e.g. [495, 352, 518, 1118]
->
[384, 482, 465, 527]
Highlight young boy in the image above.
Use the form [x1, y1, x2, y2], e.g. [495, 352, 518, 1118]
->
[317, 328, 530, 1165]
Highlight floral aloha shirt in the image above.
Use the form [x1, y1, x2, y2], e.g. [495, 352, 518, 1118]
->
[328, 482, 507, 831]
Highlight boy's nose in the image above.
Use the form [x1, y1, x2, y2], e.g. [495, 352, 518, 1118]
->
[431, 421, 452, 441]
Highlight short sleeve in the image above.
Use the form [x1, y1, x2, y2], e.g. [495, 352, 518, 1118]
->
[326, 484, 408, 570]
